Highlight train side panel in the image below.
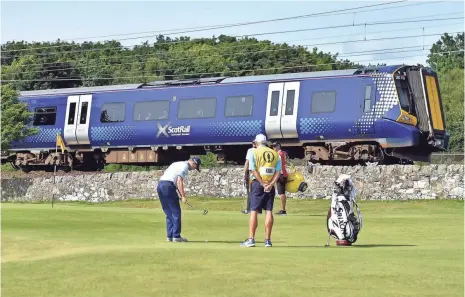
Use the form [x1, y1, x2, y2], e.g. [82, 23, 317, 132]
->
[10, 96, 67, 150]
[297, 76, 366, 142]
[89, 90, 137, 148]
[89, 82, 270, 148]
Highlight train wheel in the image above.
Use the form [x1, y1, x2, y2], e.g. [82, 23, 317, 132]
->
[9, 162, 20, 171]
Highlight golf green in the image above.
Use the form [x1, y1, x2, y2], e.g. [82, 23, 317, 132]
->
[2, 198, 463, 297]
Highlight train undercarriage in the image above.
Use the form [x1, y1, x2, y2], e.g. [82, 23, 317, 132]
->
[2, 141, 414, 174]
[304, 142, 414, 166]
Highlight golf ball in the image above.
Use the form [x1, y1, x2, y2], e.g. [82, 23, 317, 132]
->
[205, 240, 208, 242]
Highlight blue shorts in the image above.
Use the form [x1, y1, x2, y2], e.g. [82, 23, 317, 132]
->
[249, 180, 275, 213]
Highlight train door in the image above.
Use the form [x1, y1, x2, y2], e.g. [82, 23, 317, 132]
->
[422, 72, 446, 133]
[64, 95, 92, 145]
[356, 79, 376, 135]
[265, 81, 300, 139]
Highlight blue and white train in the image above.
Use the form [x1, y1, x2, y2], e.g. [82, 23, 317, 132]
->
[3, 64, 449, 172]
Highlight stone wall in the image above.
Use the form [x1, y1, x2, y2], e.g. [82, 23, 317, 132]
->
[1, 164, 463, 202]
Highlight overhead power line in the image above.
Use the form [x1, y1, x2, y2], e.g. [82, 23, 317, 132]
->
[3, 8, 463, 58]
[3, 49, 462, 83]
[5, 27, 462, 77]
[3, 44, 439, 76]
[8, 21, 462, 69]
[3, 0, 427, 50]
[2, 14, 462, 60]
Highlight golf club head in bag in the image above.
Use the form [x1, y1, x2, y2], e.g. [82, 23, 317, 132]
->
[326, 174, 363, 245]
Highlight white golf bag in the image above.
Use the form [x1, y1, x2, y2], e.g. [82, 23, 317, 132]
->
[326, 174, 363, 243]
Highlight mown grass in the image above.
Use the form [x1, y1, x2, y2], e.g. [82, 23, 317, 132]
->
[2, 198, 463, 297]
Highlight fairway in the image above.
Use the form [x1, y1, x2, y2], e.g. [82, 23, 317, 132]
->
[2, 198, 463, 297]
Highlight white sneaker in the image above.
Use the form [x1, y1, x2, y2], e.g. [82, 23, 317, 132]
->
[166, 237, 172, 242]
[172, 237, 188, 242]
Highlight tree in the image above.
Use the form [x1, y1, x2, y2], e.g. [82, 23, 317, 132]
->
[427, 33, 464, 73]
[1, 35, 361, 90]
[1, 84, 38, 152]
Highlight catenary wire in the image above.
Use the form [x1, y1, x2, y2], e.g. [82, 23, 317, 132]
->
[2, 14, 462, 59]
[3, 45, 438, 75]
[4, 30, 462, 76]
[2, 0, 432, 51]
[6, 20, 463, 70]
[3, 49, 462, 82]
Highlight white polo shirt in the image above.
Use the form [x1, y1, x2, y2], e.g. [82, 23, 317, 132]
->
[159, 161, 189, 184]
[246, 148, 255, 163]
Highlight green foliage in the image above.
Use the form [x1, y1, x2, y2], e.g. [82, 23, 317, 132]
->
[427, 33, 464, 73]
[1, 163, 18, 172]
[197, 152, 220, 168]
[1, 35, 362, 90]
[437, 68, 464, 152]
[0, 84, 38, 152]
[103, 164, 162, 172]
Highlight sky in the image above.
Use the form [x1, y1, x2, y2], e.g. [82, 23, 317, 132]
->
[1, 0, 464, 68]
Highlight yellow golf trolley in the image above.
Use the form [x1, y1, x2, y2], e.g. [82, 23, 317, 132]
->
[284, 160, 308, 193]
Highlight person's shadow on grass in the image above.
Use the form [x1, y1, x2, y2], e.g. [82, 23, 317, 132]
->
[187, 241, 416, 248]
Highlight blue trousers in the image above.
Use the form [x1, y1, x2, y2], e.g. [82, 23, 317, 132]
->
[156, 180, 182, 238]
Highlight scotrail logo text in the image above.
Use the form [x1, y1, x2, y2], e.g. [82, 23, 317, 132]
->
[157, 122, 191, 138]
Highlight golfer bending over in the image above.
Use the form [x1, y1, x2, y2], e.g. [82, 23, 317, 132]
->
[157, 157, 201, 242]
[241, 134, 281, 248]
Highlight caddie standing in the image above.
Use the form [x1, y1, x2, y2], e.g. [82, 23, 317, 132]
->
[157, 156, 201, 242]
[241, 134, 281, 248]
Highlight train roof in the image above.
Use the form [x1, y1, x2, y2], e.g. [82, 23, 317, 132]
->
[18, 83, 143, 98]
[18, 64, 406, 98]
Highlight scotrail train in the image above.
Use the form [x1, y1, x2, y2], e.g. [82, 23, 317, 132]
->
[2, 64, 449, 173]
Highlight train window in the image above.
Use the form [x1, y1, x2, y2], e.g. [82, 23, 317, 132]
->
[33, 107, 57, 126]
[285, 90, 295, 115]
[177, 97, 216, 119]
[133, 100, 170, 121]
[270, 91, 280, 116]
[100, 102, 126, 123]
[225, 95, 254, 117]
[80, 102, 88, 124]
[396, 81, 411, 110]
[311, 91, 336, 113]
[67, 103, 76, 125]
[364, 85, 372, 113]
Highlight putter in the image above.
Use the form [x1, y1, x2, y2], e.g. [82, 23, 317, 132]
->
[176, 190, 208, 215]
[325, 233, 331, 247]
[185, 201, 208, 215]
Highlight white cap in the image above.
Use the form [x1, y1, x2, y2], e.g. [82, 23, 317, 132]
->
[254, 134, 267, 143]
